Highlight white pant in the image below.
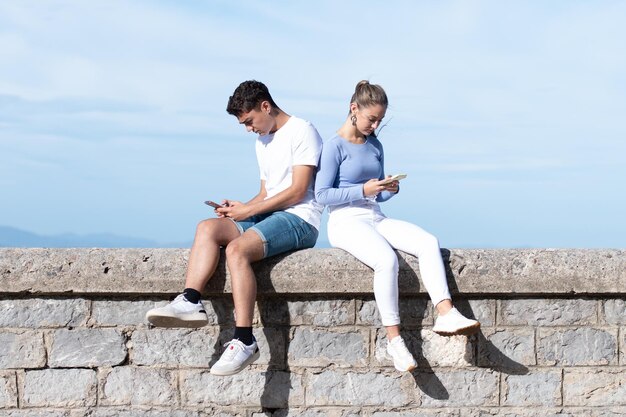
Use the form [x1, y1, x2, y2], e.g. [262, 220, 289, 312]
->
[328, 201, 451, 326]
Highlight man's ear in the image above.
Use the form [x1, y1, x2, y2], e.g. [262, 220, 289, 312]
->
[260, 100, 272, 115]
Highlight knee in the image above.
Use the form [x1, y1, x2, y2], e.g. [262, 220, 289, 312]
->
[372, 250, 399, 275]
[224, 239, 242, 260]
[195, 219, 215, 240]
[424, 233, 441, 251]
[225, 238, 254, 265]
[416, 231, 440, 250]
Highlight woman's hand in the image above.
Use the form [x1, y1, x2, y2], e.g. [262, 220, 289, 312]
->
[383, 180, 399, 194]
[363, 179, 387, 197]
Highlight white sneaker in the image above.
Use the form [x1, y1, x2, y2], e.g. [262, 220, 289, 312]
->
[432, 307, 480, 336]
[210, 339, 260, 376]
[386, 336, 417, 372]
[145, 294, 209, 328]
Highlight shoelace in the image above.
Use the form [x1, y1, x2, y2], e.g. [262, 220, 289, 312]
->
[393, 337, 408, 349]
[172, 294, 187, 304]
[221, 340, 245, 361]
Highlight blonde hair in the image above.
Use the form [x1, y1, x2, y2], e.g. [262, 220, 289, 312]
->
[350, 80, 388, 110]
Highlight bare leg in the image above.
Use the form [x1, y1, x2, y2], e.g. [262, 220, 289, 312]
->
[435, 299, 453, 315]
[386, 300, 453, 340]
[386, 325, 401, 340]
[225, 230, 265, 327]
[185, 218, 241, 291]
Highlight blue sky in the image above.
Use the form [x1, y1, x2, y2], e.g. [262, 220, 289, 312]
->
[1, 1, 625, 248]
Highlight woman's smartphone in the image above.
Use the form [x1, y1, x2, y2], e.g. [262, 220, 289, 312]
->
[204, 200, 224, 209]
[380, 174, 407, 185]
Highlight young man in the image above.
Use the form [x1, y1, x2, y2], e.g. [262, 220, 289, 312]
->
[146, 80, 323, 376]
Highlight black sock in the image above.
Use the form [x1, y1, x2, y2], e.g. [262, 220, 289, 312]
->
[182, 288, 201, 304]
[233, 327, 255, 346]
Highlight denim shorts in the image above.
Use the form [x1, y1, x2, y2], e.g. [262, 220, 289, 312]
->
[233, 211, 318, 258]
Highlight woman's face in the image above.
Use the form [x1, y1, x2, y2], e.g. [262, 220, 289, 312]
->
[352, 103, 387, 136]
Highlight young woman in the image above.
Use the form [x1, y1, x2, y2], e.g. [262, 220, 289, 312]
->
[315, 80, 480, 372]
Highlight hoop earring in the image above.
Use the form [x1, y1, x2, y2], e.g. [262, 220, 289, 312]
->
[350, 114, 357, 126]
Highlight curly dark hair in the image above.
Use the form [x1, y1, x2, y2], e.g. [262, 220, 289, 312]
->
[226, 80, 278, 116]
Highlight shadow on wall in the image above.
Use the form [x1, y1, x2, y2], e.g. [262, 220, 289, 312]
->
[206, 252, 294, 411]
[401, 250, 529, 400]
[206, 248, 529, 409]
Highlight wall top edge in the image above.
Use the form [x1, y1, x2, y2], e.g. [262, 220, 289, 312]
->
[1, 248, 624, 295]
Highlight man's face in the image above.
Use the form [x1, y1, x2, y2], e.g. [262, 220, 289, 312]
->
[237, 102, 274, 135]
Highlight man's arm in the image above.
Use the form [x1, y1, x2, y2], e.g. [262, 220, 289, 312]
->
[245, 181, 267, 205]
[218, 165, 315, 221]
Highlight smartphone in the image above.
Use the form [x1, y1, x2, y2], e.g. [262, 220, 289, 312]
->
[204, 200, 224, 209]
[380, 174, 407, 184]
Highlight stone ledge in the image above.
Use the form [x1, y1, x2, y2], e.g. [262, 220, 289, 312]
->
[0, 248, 624, 296]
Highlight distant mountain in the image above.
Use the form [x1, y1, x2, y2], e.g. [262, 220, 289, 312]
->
[0, 225, 191, 248]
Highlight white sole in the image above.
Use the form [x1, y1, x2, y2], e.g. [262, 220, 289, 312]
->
[146, 313, 208, 328]
[210, 349, 261, 376]
[433, 322, 481, 336]
[395, 363, 417, 372]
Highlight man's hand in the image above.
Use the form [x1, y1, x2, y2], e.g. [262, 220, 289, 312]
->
[216, 200, 253, 221]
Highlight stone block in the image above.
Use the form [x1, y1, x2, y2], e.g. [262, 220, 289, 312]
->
[0, 298, 88, 328]
[0, 330, 46, 369]
[502, 371, 562, 406]
[461, 409, 590, 417]
[455, 299, 495, 327]
[564, 369, 626, 406]
[130, 328, 218, 367]
[3, 248, 626, 295]
[374, 412, 460, 417]
[84, 410, 206, 417]
[180, 370, 304, 408]
[477, 328, 536, 367]
[127, 297, 234, 327]
[91, 300, 169, 327]
[254, 327, 288, 367]
[418, 369, 499, 407]
[288, 328, 368, 367]
[499, 299, 597, 326]
[537, 328, 617, 366]
[213, 328, 287, 367]
[0, 411, 75, 417]
[306, 370, 410, 407]
[21, 369, 96, 407]
[100, 366, 177, 406]
[0, 371, 17, 408]
[250, 411, 339, 417]
[373, 329, 473, 368]
[258, 299, 355, 326]
[619, 327, 626, 366]
[357, 298, 432, 327]
[603, 299, 626, 325]
[204, 297, 236, 325]
[49, 328, 127, 367]
[591, 409, 626, 417]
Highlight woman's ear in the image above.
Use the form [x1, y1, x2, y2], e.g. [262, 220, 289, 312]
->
[349, 102, 358, 116]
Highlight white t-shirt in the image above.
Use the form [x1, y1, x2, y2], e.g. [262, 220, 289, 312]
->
[255, 115, 323, 229]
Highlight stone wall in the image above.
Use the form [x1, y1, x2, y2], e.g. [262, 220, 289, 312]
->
[0, 248, 625, 417]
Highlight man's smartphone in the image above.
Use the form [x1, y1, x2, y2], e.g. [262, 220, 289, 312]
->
[380, 174, 407, 185]
[204, 200, 224, 209]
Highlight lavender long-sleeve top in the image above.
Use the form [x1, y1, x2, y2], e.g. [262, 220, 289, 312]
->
[314, 134, 396, 207]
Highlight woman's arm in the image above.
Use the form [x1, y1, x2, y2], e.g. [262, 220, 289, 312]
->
[314, 141, 364, 205]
